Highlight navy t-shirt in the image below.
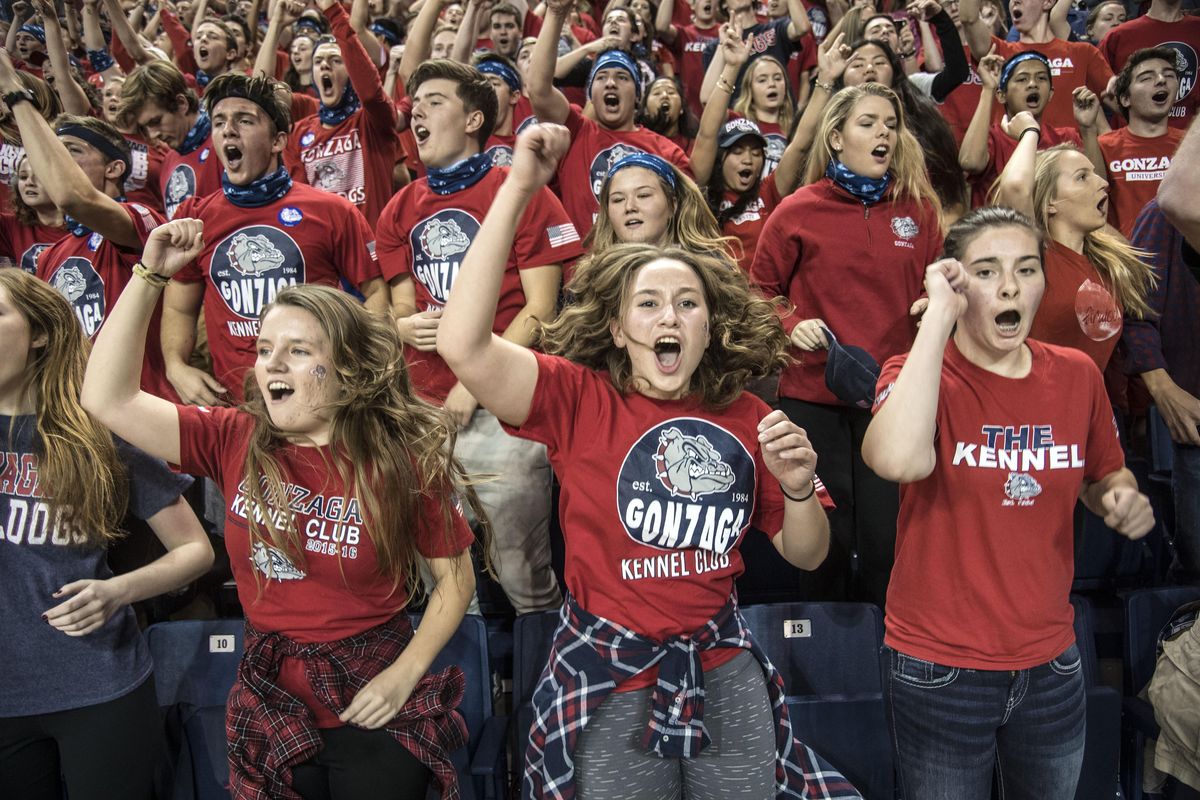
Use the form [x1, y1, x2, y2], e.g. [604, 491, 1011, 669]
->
[0, 416, 193, 716]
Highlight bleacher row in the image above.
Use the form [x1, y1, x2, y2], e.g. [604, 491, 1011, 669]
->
[146, 586, 1200, 800]
[143, 376, 1195, 800]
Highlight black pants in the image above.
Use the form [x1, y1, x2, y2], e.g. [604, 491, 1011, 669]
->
[780, 398, 899, 607]
[0, 676, 161, 800]
[291, 725, 433, 800]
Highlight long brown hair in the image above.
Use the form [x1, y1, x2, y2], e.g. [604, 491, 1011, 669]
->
[0, 72, 62, 145]
[0, 270, 128, 546]
[1032, 144, 1155, 318]
[732, 56, 795, 137]
[539, 244, 790, 409]
[236, 286, 489, 599]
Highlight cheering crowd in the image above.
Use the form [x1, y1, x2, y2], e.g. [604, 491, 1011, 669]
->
[1, 0, 1197, 794]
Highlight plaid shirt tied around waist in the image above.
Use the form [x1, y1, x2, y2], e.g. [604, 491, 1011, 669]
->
[524, 593, 863, 800]
[226, 614, 467, 800]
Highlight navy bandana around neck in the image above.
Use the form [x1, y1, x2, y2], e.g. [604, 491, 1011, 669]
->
[179, 111, 212, 155]
[196, 69, 213, 89]
[318, 83, 361, 126]
[826, 158, 891, 206]
[427, 152, 493, 195]
[221, 164, 293, 207]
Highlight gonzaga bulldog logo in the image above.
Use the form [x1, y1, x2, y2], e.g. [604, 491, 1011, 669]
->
[164, 164, 197, 218]
[409, 210, 481, 305]
[617, 418, 755, 554]
[891, 216, 919, 239]
[210, 225, 305, 319]
[250, 542, 306, 581]
[48, 257, 106, 337]
[1004, 471, 1042, 503]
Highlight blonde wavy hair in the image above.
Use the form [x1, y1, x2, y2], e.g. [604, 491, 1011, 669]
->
[0, 270, 128, 547]
[236, 286, 490, 600]
[1032, 144, 1155, 318]
[538, 244, 790, 409]
[732, 56, 794, 139]
[803, 84, 942, 221]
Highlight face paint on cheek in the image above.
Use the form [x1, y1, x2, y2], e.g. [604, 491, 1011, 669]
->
[311, 365, 327, 380]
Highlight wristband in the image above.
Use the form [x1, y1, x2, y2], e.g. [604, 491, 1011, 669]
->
[1019, 127, 1040, 142]
[900, 51, 916, 59]
[813, 78, 834, 93]
[133, 261, 171, 288]
[716, 77, 736, 94]
[781, 479, 816, 503]
[2, 88, 36, 110]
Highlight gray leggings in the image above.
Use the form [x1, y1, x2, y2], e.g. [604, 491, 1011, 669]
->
[574, 650, 778, 800]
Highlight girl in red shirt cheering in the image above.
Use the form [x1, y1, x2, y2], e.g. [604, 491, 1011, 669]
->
[80, 219, 487, 800]
[863, 206, 1152, 799]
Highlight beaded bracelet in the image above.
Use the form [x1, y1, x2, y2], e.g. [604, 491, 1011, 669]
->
[133, 261, 171, 289]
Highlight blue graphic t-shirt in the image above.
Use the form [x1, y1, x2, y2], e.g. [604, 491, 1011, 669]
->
[0, 417, 193, 716]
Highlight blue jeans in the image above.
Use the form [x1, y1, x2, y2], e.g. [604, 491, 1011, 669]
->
[1173, 443, 1200, 581]
[886, 645, 1086, 800]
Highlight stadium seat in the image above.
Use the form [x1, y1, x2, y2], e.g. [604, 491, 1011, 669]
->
[740, 602, 893, 800]
[512, 610, 561, 800]
[1070, 595, 1122, 800]
[1122, 587, 1200, 800]
[145, 619, 245, 800]
[417, 613, 506, 800]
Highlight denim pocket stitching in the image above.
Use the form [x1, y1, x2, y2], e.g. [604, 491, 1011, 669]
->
[891, 652, 960, 688]
[1048, 645, 1082, 677]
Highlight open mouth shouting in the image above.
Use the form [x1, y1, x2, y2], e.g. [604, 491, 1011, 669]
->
[1151, 88, 1172, 105]
[871, 143, 891, 164]
[602, 91, 621, 113]
[1024, 90, 1041, 109]
[413, 124, 431, 146]
[653, 336, 682, 373]
[734, 165, 756, 189]
[267, 380, 295, 403]
[994, 309, 1022, 337]
[197, 44, 211, 64]
[1097, 193, 1108, 216]
[223, 143, 244, 171]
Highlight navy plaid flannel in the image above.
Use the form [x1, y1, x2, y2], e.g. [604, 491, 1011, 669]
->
[524, 594, 863, 800]
[226, 614, 467, 799]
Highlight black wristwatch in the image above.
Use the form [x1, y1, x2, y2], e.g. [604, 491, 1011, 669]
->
[2, 88, 36, 109]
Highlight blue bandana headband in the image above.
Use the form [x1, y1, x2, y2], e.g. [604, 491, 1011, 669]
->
[179, 111, 212, 155]
[222, 163, 293, 207]
[478, 59, 522, 93]
[369, 22, 400, 46]
[607, 152, 676, 190]
[588, 49, 641, 101]
[56, 123, 131, 182]
[999, 51, 1052, 91]
[427, 151, 494, 195]
[826, 158, 891, 206]
[19, 24, 46, 44]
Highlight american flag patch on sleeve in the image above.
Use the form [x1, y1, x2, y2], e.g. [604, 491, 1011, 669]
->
[546, 223, 580, 247]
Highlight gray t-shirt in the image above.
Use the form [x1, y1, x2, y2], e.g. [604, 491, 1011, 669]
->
[1, 416, 193, 716]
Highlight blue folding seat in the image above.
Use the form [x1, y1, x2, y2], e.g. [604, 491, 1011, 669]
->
[1070, 595, 1123, 800]
[512, 610, 561, 800]
[145, 619, 244, 800]
[740, 602, 892, 800]
[1122, 587, 1200, 800]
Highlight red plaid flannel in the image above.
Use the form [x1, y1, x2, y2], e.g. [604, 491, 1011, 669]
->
[226, 614, 467, 799]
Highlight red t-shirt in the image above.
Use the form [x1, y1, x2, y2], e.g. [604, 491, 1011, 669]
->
[172, 183, 381, 400]
[876, 338, 1125, 669]
[1099, 15, 1200, 130]
[375, 168, 584, 403]
[557, 104, 692, 235]
[1029, 240, 1123, 370]
[720, 173, 781, 272]
[940, 48, 986, 145]
[161, 136, 223, 220]
[750, 179, 943, 405]
[176, 404, 474, 726]
[503, 352, 833, 689]
[1098, 126, 1185, 237]
[670, 23, 719, 119]
[0, 213, 65, 273]
[36, 203, 174, 399]
[970, 121, 1082, 208]
[284, 3, 399, 228]
[123, 132, 166, 215]
[991, 36, 1115, 131]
